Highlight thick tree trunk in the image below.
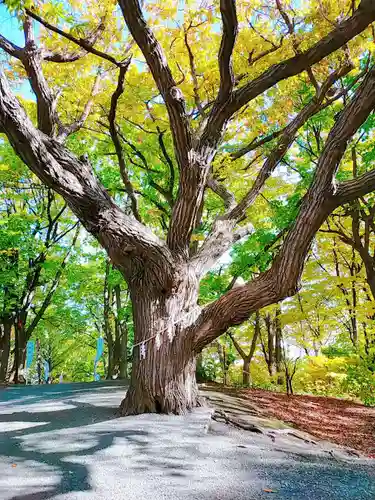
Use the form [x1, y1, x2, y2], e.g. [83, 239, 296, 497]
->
[119, 271, 201, 415]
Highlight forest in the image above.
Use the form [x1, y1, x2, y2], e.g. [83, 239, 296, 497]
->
[0, 0, 375, 413]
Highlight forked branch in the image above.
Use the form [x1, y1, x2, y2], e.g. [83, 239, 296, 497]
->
[191, 65, 375, 351]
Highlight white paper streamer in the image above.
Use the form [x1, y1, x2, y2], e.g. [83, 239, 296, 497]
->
[167, 323, 174, 342]
[140, 342, 147, 360]
[155, 333, 161, 350]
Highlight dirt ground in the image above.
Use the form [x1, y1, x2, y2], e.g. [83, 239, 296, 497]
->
[207, 385, 375, 457]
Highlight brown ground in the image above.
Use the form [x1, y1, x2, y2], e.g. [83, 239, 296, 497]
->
[204, 385, 375, 457]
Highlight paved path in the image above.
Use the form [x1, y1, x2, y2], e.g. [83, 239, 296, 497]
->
[0, 382, 374, 500]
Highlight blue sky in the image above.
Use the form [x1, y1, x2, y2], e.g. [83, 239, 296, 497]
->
[0, 4, 34, 99]
[0, 4, 24, 46]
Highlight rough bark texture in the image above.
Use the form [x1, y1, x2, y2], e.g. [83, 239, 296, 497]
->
[120, 268, 200, 414]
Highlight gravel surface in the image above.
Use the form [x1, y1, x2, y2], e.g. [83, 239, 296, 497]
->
[0, 382, 374, 500]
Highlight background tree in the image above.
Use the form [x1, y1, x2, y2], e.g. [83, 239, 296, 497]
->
[0, 145, 79, 382]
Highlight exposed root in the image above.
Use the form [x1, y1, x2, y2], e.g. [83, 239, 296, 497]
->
[211, 409, 263, 433]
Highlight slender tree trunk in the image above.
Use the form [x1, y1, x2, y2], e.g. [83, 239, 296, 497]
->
[106, 335, 114, 380]
[275, 308, 284, 385]
[11, 326, 27, 384]
[115, 285, 128, 380]
[243, 358, 250, 386]
[119, 328, 128, 379]
[120, 274, 200, 415]
[264, 314, 275, 376]
[0, 321, 11, 382]
[104, 260, 114, 380]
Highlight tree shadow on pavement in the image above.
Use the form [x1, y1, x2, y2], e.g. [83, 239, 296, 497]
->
[0, 386, 146, 500]
[1, 385, 375, 500]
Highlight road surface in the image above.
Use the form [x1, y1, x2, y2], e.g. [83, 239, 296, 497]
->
[0, 382, 374, 499]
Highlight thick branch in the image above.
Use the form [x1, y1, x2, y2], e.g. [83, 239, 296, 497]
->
[0, 69, 175, 290]
[333, 169, 375, 206]
[200, 0, 375, 148]
[118, 0, 192, 171]
[217, 0, 238, 103]
[206, 176, 236, 210]
[190, 65, 375, 351]
[21, 16, 60, 135]
[227, 65, 352, 221]
[0, 34, 23, 59]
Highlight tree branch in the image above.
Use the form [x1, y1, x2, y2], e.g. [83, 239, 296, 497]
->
[183, 26, 205, 117]
[228, 331, 247, 360]
[165, 0, 238, 253]
[0, 34, 23, 59]
[21, 15, 60, 135]
[25, 9, 125, 67]
[0, 69, 176, 290]
[227, 64, 352, 221]
[232, 130, 282, 160]
[217, 0, 238, 103]
[333, 168, 375, 206]
[206, 175, 236, 210]
[193, 65, 351, 275]
[107, 63, 141, 221]
[200, 0, 375, 148]
[118, 0, 192, 171]
[190, 65, 375, 351]
[58, 70, 103, 140]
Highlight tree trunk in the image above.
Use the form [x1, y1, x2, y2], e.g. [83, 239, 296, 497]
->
[119, 273, 200, 415]
[115, 285, 128, 380]
[10, 326, 26, 384]
[106, 338, 114, 380]
[243, 358, 250, 386]
[119, 329, 128, 379]
[264, 314, 274, 376]
[0, 321, 11, 382]
[275, 308, 284, 385]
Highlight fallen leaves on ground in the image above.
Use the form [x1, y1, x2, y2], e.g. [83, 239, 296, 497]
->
[207, 385, 375, 457]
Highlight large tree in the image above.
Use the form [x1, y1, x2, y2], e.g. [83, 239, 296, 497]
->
[1, 0, 375, 414]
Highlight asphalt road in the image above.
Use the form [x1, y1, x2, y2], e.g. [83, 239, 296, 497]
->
[0, 382, 374, 500]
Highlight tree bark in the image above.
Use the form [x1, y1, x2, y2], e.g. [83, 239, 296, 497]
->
[115, 285, 128, 380]
[0, 320, 11, 382]
[243, 359, 250, 386]
[120, 270, 200, 415]
[275, 308, 284, 385]
[264, 314, 275, 377]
